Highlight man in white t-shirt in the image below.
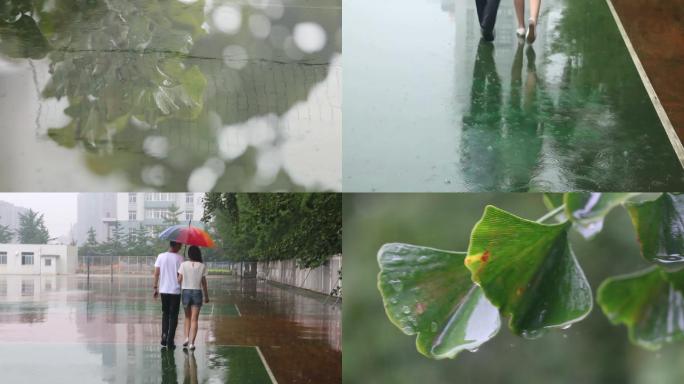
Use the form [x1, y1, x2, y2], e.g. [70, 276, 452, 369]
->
[153, 241, 184, 349]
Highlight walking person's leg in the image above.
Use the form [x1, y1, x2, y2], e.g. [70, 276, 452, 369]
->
[475, 0, 487, 26]
[183, 305, 191, 347]
[529, 0, 541, 24]
[161, 294, 170, 347]
[189, 305, 201, 349]
[481, 0, 501, 41]
[167, 294, 181, 347]
[526, 0, 542, 43]
[514, 0, 526, 36]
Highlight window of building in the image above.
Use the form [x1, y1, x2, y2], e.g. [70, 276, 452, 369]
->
[128, 193, 137, 203]
[0, 252, 6, 265]
[186, 193, 193, 204]
[145, 193, 175, 202]
[129, 211, 137, 220]
[185, 212, 193, 221]
[45, 258, 51, 267]
[21, 252, 34, 265]
[145, 208, 167, 220]
[21, 280, 34, 296]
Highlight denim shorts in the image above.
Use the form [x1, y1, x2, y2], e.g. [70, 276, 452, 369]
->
[182, 289, 203, 307]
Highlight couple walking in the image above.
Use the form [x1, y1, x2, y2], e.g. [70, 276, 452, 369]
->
[153, 241, 209, 351]
[476, 0, 542, 43]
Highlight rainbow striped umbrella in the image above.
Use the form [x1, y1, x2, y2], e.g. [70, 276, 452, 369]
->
[158, 225, 215, 248]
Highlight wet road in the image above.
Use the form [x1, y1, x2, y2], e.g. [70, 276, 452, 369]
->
[343, 0, 684, 192]
[0, 0, 341, 191]
[0, 275, 341, 383]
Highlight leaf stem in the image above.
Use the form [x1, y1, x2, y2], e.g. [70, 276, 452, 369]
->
[537, 205, 565, 224]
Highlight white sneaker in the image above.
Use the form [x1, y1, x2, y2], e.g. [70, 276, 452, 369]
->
[189, 344, 196, 351]
[516, 27, 526, 37]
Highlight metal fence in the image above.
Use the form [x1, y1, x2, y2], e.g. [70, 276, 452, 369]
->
[78, 256, 157, 275]
[78, 256, 236, 276]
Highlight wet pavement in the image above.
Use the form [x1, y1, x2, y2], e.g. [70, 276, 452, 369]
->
[343, 0, 684, 192]
[609, 0, 684, 152]
[0, 0, 341, 191]
[0, 275, 341, 383]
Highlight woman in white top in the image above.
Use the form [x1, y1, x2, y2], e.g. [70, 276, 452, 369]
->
[177, 246, 209, 351]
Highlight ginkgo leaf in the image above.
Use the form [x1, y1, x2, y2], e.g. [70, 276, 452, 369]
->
[465, 206, 592, 338]
[377, 243, 500, 359]
[598, 267, 684, 350]
[564, 193, 632, 239]
[625, 193, 684, 269]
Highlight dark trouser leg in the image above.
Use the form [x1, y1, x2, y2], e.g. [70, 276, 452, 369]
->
[475, 0, 486, 26]
[161, 293, 170, 345]
[480, 0, 501, 32]
[166, 294, 181, 346]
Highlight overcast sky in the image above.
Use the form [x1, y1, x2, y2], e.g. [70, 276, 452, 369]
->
[0, 193, 77, 239]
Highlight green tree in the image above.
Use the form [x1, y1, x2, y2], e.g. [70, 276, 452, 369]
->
[129, 224, 162, 256]
[0, 224, 13, 243]
[79, 226, 100, 255]
[101, 222, 126, 256]
[17, 209, 50, 244]
[203, 193, 342, 267]
[164, 204, 182, 226]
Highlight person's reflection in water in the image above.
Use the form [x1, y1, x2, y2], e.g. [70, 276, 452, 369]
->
[460, 41, 502, 191]
[183, 350, 199, 384]
[161, 349, 178, 384]
[461, 41, 545, 191]
[499, 42, 545, 190]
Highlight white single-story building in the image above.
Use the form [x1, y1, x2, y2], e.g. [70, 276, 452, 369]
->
[0, 244, 77, 275]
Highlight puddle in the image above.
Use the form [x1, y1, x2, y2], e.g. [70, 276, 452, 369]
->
[343, 0, 684, 191]
[0, 275, 341, 383]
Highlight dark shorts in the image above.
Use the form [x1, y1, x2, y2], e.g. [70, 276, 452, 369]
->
[182, 289, 203, 308]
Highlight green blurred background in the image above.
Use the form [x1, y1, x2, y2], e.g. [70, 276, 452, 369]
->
[343, 193, 684, 384]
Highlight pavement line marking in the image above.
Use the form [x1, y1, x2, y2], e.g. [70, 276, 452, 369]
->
[606, 0, 684, 168]
[235, 304, 242, 317]
[256, 346, 279, 384]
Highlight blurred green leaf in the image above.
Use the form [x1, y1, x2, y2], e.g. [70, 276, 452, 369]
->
[0, 14, 50, 59]
[625, 193, 684, 269]
[564, 193, 632, 239]
[377, 243, 500, 359]
[466, 206, 592, 338]
[598, 267, 684, 350]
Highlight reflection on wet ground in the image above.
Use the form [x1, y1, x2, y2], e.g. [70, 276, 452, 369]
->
[0, 0, 341, 191]
[344, 0, 684, 192]
[0, 275, 341, 383]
